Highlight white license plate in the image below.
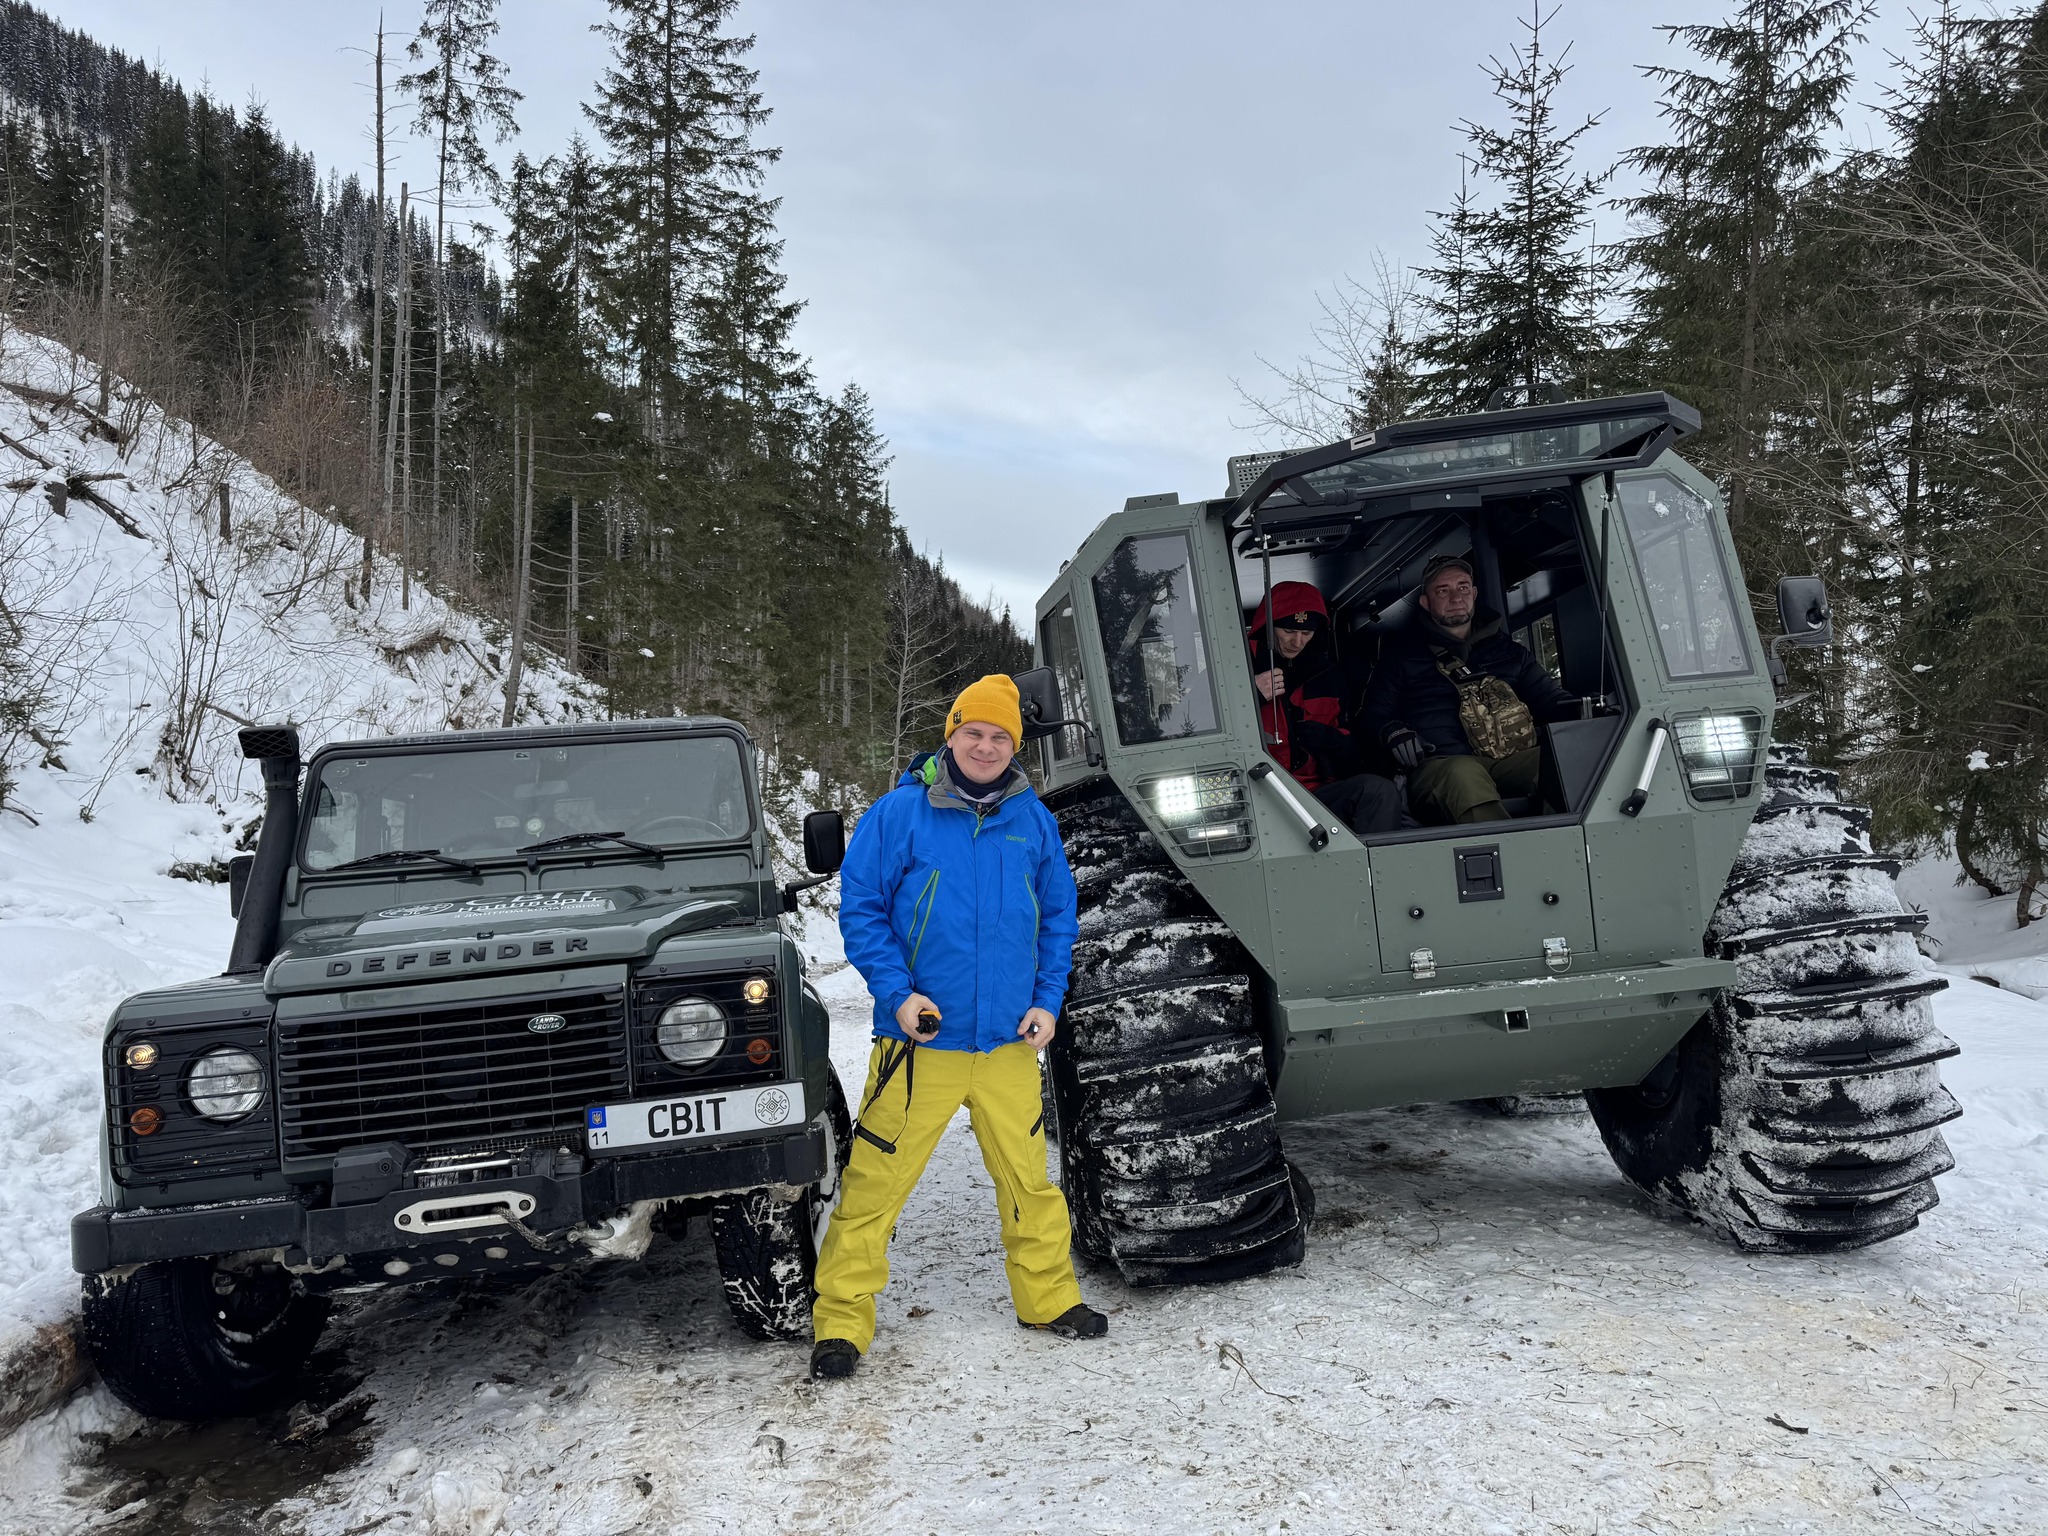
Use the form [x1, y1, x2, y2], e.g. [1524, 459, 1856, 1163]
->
[584, 1081, 808, 1154]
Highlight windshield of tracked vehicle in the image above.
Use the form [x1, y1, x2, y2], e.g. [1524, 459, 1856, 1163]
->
[1276, 414, 1667, 506]
[301, 735, 752, 870]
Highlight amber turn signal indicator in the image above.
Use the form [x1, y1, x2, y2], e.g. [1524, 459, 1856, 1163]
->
[124, 1041, 159, 1069]
[742, 976, 771, 1006]
[129, 1105, 163, 1136]
[745, 1037, 772, 1065]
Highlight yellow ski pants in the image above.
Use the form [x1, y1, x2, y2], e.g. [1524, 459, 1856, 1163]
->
[812, 1038, 1083, 1352]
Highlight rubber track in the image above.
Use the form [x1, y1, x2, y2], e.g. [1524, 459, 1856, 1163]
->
[1045, 779, 1306, 1287]
[1663, 746, 1957, 1250]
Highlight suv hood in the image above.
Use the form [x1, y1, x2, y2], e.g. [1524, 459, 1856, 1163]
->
[265, 887, 742, 996]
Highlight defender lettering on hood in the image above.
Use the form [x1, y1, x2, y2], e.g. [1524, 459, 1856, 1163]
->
[322, 933, 594, 977]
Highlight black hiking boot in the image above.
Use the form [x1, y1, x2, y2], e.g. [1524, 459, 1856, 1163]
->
[809, 1338, 860, 1380]
[1018, 1304, 1108, 1340]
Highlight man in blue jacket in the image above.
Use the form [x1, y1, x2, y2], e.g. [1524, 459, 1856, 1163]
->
[810, 674, 1105, 1381]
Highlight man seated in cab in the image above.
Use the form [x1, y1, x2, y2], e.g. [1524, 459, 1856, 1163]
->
[1248, 580, 1402, 837]
[1360, 555, 1585, 825]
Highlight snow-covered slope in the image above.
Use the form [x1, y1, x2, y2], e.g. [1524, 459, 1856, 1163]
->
[0, 324, 597, 1393]
[1902, 852, 2048, 1000]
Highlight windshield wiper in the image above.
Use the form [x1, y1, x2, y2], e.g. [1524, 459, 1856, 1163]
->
[516, 830, 664, 861]
[327, 848, 482, 877]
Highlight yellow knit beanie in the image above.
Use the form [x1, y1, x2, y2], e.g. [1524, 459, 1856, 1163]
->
[945, 673, 1023, 746]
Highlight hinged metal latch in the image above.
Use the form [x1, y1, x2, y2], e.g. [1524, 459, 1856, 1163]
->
[1543, 937, 1572, 972]
[1409, 948, 1437, 980]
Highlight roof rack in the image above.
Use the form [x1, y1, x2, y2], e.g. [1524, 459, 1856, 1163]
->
[1229, 391, 1699, 534]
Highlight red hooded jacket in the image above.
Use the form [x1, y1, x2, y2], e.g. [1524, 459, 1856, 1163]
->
[1247, 581, 1353, 791]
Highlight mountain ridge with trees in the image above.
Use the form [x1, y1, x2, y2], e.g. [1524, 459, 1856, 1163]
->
[0, 0, 1023, 805]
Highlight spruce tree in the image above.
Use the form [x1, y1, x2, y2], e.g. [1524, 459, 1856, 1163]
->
[1414, 3, 1613, 412]
[400, 0, 520, 582]
[1619, 0, 1871, 531]
[585, 0, 774, 442]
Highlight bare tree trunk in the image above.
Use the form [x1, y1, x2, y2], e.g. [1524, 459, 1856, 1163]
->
[433, 116, 448, 589]
[567, 493, 579, 672]
[400, 248, 414, 613]
[96, 137, 110, 415]
[365, 15, 387, 599]
[383, 183, 409, 580]
[502, 403, 535, 727]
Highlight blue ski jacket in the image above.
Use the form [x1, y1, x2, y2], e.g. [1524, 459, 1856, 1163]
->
[838, 752, 1079, 1053]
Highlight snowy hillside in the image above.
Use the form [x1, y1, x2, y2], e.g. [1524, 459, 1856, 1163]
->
[1902, 853, 2048, 1001]
[0, 324, 597, 1403]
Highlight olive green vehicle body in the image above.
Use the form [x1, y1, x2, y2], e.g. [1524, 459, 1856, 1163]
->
[72, 718, 838, 1288]
[1033, 396, 1778, 1118]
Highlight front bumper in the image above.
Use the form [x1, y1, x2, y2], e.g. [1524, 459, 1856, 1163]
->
[73, 1123, 825, 1276]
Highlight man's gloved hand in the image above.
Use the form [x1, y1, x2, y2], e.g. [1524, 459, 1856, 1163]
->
[1384, 724, 1426, 771]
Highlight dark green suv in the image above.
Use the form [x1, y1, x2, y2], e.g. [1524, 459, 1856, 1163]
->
[72, 719, 851, 1420]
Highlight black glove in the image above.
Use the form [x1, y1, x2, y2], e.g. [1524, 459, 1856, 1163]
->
[1385, 724, 1426, 771]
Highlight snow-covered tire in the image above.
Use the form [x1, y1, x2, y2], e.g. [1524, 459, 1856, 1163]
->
[1587, 747, 1960, 1252]
[80, 1258, 329, 1421]
[711, 1067, 850, 1341]
[1046, 781, 1307, 1288]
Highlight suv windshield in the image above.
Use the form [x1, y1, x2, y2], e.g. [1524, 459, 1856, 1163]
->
[302, 734, 751, 871]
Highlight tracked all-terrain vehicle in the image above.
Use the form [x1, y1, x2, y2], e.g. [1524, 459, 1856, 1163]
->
[72, 719, 852, 1420]
[1018, 392, 1959, 1285]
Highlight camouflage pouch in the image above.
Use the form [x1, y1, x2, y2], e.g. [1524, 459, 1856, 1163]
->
[1434, 653, 1537, 759]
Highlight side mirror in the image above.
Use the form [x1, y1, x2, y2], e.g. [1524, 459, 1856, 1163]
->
[802, 810, 845, 875]
[1012, 667, 1064, 742]
[1776, 576, 1832, 644]
[228, 853, 255, 918]
[1769, 575, 1832, 693]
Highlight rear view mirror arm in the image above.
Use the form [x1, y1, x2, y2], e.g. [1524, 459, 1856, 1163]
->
[781, 872, 834, 913]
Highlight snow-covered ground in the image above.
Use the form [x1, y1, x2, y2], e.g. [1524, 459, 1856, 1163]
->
[1902, 853, 2048, 1002]
[2, 888, 2042, 1534]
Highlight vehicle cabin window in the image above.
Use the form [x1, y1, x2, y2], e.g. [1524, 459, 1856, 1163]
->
[1617, 472, 1752, 679]
[1090, 532, 1220, 745]
[1038, 596, 1095, 764]
[301, 735, 751, 870]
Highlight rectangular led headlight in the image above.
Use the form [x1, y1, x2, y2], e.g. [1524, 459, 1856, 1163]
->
[1138, 766, 1254, 857]
[1670, 710, 1764, 803]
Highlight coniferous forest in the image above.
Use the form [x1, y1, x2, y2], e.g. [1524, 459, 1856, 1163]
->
[0, 0, 1024, 799]
[1242, 0, 2048, 924]
[3, 0, 2048, 912]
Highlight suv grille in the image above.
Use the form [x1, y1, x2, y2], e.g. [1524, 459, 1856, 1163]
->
[277, 987, 629, 1159]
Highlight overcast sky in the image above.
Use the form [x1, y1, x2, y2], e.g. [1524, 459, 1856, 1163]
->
[57, 0, 1927, 622]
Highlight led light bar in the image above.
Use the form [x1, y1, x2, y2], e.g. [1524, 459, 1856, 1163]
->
[1138, 766, 1255, 857]
[1669, 710, 1765, 803]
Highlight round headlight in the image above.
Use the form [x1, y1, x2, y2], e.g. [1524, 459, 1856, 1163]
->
[187, 1046, 266, 1122]
[655, 998, 726, 1067]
